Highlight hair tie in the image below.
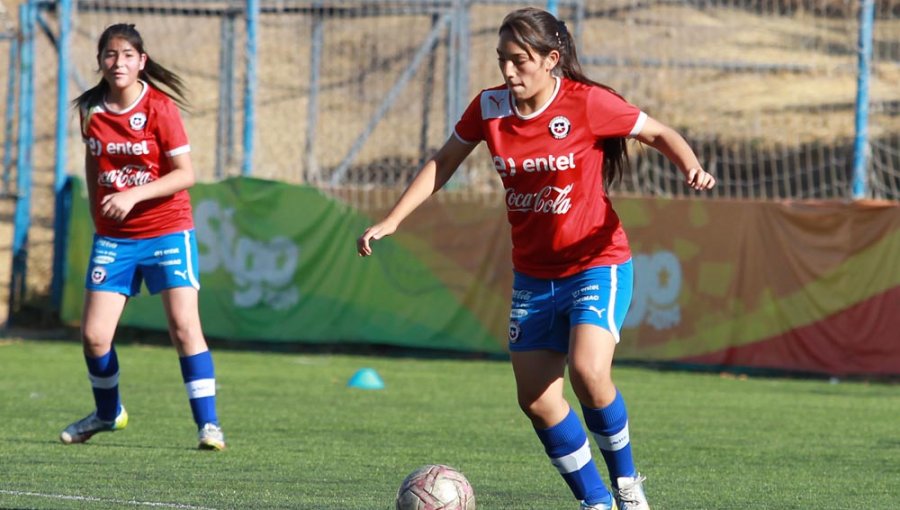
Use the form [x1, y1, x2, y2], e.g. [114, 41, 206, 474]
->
[555, 20, 568, 47]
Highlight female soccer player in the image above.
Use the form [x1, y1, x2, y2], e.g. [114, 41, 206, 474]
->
[60, 23, 224, 450]
[358, 7, 714, 510]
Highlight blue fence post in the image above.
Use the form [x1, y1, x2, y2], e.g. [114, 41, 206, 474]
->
[852, 0, 875, 200]
[9, 1, 36, 326]
[546, 0, 559, 17]
[241, 0, 259, 176]
[304, 0, 324, 183]
[2, 36, 17, 196]
[51, 0, 73, 314]
[215, 12, 237, 179]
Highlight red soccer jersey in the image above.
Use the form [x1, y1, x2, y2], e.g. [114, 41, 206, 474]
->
[454, 78, 646, 278]
[80, 81, 194, 238]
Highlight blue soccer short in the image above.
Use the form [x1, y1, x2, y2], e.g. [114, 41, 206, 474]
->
[85, 230, 201, 297]
[507, 260, 634, 353]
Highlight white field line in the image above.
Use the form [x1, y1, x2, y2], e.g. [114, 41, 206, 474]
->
[0, 489, 218, 509]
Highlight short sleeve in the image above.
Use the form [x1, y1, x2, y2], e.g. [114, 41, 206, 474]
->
[155, 97, 191, 157]
[79, 105, 96, 142]
[587, 87, 646, 139]
[453, 93, 484, 144]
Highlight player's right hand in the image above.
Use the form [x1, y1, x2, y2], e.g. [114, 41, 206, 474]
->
[357, 220, 398, 257]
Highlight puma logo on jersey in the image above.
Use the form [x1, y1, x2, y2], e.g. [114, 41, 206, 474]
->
[174, 270, 189, 280]
[481, 90, 512, 119]
[589, 306, 606, 319]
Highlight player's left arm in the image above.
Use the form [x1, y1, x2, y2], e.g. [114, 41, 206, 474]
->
[100, 152, 195, 222]
[634, 116, 716, 191]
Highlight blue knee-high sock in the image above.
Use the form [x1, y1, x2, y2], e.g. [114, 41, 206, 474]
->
[85, 346, 120, 422]
[582, 390, 637, 485]
[535, 407, 611, 506]
[179, 351, 219, 428]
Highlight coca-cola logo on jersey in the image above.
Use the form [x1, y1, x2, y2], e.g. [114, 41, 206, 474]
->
[98, 164, 154, 189]
[506, 184, 573, 214]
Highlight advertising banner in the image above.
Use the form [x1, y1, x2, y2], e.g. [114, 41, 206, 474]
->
[62, 178, 500, 352]
[63, 178, 900, 375]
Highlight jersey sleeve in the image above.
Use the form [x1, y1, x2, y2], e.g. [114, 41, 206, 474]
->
[154, 97, 191, 157]
[453, 93, 485, 145]
[587, 87, 647, 139]
[79, 105, 96, 143]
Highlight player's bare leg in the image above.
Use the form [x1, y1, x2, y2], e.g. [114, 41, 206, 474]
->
[512, 349, 614, 508]
[61, 291, 129, 444]
[570, 325, 648, 510]
[162, 287, 224, 450]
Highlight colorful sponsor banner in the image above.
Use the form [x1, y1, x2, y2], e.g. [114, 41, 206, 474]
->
[615, 199, 900, 376]
[62, 177, 500, 352]
[63, 178, 900, 375]
[358, 195, 900, 376]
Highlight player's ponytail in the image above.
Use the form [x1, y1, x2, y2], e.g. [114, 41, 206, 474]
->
[73, 23, 188, 111]
[499, 8, 630, 188]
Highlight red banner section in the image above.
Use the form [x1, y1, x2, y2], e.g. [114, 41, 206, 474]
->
[358, 193, 900, 376]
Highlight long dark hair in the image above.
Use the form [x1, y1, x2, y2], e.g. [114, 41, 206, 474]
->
[499, 8, 629, 187]
[73, 23, 188, 111]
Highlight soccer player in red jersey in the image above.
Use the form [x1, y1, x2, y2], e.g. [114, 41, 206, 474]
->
[60, 24, 224, 450]
[359, 8, 714, 509]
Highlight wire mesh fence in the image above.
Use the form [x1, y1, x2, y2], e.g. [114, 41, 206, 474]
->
[7, 0, 899, 202]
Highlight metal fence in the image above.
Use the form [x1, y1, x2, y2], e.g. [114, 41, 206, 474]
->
[9, 0, 899, 197]
[1, 0, 898, 318]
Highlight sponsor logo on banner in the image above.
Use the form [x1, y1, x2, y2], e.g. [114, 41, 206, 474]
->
[195, 200, 300, 310]
[625, 251, 683, 330]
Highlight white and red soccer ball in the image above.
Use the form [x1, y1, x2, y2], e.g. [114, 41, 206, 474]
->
[395, 464, 476, 510]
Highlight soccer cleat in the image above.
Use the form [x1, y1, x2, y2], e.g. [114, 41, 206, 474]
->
[60, 406, 128, 444]
[198, 423, 225, 450]
[614, 474, 650, 510]
[580, 500, 618, 510]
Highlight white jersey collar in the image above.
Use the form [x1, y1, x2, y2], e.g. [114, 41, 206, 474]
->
[102, 80, 148, 115]
[513, 76, 561, 120]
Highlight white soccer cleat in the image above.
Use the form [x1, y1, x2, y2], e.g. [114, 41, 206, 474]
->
[60, 406, 128, 444]
[198, 423, 225, 450]
[580, 499, 617, 510]
[614, 474, 650, 510]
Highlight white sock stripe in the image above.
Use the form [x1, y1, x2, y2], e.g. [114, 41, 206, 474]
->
[88, 372, 119, 389]
[549, 438, 593, 474]
[185, 378, 216, 399]
[593, 421, 630, 452]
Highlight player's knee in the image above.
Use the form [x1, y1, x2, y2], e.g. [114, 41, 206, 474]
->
[569, 367, 613, 405]
[517, 394, 556, 421]
[81, 328, 113, 355]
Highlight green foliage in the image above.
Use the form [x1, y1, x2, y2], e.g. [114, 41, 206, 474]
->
[1, 340, 898, 509]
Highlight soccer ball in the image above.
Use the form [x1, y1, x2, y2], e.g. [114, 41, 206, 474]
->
[395, 464, 476, 510]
